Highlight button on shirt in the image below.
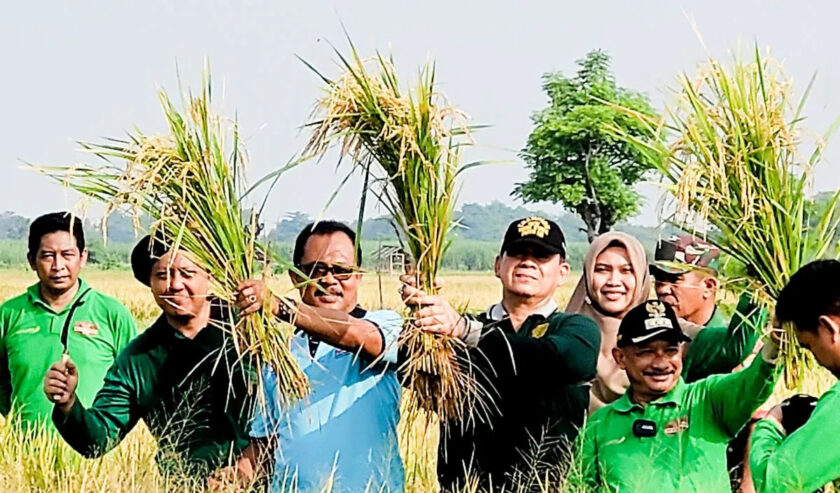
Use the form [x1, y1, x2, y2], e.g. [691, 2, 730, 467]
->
[250, 308, 404, 493]
[580, 355, 778, 493]
[0, 279, 137, 424]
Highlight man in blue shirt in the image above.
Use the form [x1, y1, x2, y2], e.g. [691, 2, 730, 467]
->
[232, 221, 404, 492]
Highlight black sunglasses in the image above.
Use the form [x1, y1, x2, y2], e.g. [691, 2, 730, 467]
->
[298, 262, 358, 281]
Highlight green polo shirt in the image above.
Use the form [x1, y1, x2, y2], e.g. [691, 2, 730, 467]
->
[750, 380, 840, 492]
[438, 301, 601, 490]
[0, 279, 137, 424]
[52, 303, 256, 479]
[683, 295, 765, 383]
[578, 354, 778, 493]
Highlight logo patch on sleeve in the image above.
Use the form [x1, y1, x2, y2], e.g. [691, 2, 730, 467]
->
[531, 322, 549, 338]
[74, 321, 99, 337]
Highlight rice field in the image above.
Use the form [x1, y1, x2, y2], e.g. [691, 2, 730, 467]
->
[0, 267, 834, 492]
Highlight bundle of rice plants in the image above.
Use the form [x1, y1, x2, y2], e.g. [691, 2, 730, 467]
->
[302, 42, 485, 428]
[32, 64, 308, 403]
[612, 46, 840, 387]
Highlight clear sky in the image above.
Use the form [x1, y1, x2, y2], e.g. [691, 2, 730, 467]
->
[3, 0, 840, 227]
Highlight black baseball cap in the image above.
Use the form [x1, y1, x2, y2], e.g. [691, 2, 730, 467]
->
[130, 233, 171, 286]
[617, 300, 691, 348]
[500, 216, 566, 258]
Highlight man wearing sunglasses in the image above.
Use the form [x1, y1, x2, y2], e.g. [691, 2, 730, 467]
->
[231, 221, 406, 492]
[401, 216, 600, 490]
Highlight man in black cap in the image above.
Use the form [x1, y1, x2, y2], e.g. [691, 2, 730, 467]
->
[44, 233, 256, 481]
[578, 300, 779, 493]
[402, 216, 600, 489]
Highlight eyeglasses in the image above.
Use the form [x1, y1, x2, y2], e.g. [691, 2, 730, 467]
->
[298, 262, 358, 281]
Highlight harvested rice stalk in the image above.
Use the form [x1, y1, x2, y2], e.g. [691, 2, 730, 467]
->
[32, 65, 308, 403]
[302, 44, 486, 427]
[612, 46, 840, 387]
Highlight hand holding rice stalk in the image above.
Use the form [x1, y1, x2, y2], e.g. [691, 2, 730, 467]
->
[32, 66, 309, 403]
[302, 44, 485, 426]
[613, 47, 840, 387]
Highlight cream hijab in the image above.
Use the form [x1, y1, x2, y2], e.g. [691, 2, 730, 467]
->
[565, 232, 651, 414]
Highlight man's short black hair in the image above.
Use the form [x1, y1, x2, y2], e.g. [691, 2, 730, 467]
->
[27, 212, 85, 258]
[293, 221, 361, 267]
[777, 259, 840, 332]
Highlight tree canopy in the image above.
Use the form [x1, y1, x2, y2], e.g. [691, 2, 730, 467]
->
[514, 50, 660, 242]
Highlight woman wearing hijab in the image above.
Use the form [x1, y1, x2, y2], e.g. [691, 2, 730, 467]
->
[565, 232, 650, 413]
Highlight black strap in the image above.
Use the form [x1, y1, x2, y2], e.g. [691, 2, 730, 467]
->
[60, 287, 93, 354]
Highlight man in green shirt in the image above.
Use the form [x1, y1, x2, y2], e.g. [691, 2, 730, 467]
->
[402, 216, 601, 490]
[44, 234, 255, 480]
[579, 299, 779, 493]
[651, 235, 762, 382]
[0, 212, 136, 425]
[750, 259, 840, 493]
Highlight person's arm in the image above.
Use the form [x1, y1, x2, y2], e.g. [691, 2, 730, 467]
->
[49, 356, 141, 458]
[750, 387, 840, 493]
[478, 314, 601, 385]
[235, 280, 385, 359]
[0, 345, 10, 416]
[292, 303, 385, 359]
[684, 294, 765, 382]
[701, 341, 779, 437]
[0, 310, 11, 415]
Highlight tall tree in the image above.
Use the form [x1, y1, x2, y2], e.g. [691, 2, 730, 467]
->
[514, 50, 659, 242]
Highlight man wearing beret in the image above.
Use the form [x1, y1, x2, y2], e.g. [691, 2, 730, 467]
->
[651, 235, 764, 383]
[578, 300, 779, 493]
[43, 233, 255, 480]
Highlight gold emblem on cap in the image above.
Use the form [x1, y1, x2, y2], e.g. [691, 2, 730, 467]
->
[517, 216, 551, 238]
[646, 301, 666, 316]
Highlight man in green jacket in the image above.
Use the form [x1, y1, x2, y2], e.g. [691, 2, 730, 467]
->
[0, 212, 136, 426]
[651, 235, 762, 382]
[750, 259, 840, 493]
[579, 300, 779, 493]
[44, 234, 255, 480]
[402, 216, 601, 490]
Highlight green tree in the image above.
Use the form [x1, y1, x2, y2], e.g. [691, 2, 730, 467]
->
[514, 50, 660, 242]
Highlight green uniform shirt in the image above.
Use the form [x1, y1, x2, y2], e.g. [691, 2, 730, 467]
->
[684, 295, 765, 383]
[52, 303, 255, 479]
[750, 380, 840, 492]
[579, 355, 778, 493]
[438, 302, 601, 489]
[0, 279, 137, 424]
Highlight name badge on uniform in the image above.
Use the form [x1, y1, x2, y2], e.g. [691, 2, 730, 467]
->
[531, 322, 549, 338]
[74, 321, 99, 337]
[664, 416, 689, 435]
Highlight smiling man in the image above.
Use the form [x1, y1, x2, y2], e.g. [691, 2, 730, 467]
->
[45, 233, 255, 481]
[232, 221, 406, 492]
[579, 300, 779, 493]
[402, 216, 600, 489]
[0, 212, 135, 426]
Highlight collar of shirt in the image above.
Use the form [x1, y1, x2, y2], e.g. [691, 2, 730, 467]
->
[612, 378, 688, 414]
[706, 305, 727, 327]
[485, 298, 559, 322]
[26, 278, 91, 314]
